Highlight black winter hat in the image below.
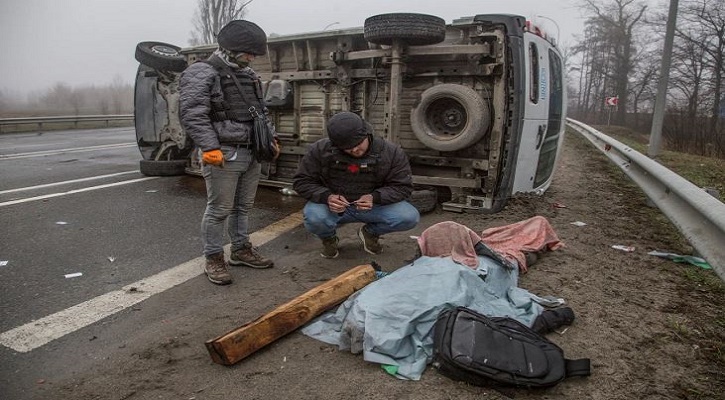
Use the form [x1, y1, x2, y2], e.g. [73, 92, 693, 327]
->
[327, 112, 373, 149]
[217, 20, 267, 55]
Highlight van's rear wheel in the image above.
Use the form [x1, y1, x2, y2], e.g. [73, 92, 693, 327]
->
[364, 13, 446, 46]
[411, 84, 490, 152]
[135, 41, 187, 72]
[140, 159, 187, 176]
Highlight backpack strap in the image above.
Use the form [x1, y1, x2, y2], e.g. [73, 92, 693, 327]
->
[564, 358, 591, 378]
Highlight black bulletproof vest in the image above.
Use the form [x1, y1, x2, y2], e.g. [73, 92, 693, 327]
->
[324, 137, 384, 200]
[203, 56, 264, 122]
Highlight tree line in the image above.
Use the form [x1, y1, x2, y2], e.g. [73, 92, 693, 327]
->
[568, 0, 725, 158]
[0, 75, 133, 118]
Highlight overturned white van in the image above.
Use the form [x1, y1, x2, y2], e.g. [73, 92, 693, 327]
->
[134, 13, 565, 213]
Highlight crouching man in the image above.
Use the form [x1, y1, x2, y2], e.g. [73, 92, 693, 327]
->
[293, 112, 420, 258]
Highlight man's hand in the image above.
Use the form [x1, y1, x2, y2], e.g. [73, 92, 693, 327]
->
[354, 194, 374, 211]
[327, 194, 350, 213]
[272, 138, 281, 161]
[202, 149, 224, 166]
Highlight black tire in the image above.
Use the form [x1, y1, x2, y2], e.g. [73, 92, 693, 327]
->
[409, 188, 438, 214]
[135, 41, 187, 72]
[139, 159, 187, 176]
[364, 13, 446, 46]
[410, 84, 490, 152]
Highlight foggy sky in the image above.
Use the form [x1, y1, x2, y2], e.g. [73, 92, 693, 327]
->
[0, 0, 586, 98]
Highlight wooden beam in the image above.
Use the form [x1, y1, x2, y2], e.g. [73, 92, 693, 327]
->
[205, 264, 377, 365]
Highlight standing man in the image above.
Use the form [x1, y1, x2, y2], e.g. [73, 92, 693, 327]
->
[180, 20, 277, 285]
[293, 112, 420, 258]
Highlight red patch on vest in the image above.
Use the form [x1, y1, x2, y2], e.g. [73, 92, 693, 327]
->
[347, 164, 360, 174]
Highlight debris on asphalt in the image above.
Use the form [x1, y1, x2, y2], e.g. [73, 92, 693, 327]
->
[552, 202, 568, 208]
[570, 221, 587, 226]
[107, 256, 116, 262]
[648, 251, 712, 270]
[0, 260, 8, 267]
[611, 245, 635, 252]
[64, 272, 83, 278]
[55, 221, 68, 225]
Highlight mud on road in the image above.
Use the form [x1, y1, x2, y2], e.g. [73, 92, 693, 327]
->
[35, 131, 724, 400]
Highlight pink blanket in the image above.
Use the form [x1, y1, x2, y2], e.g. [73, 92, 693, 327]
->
[417, 221, 481, 268]
[481, 216, 564, 273]
[416, 216, 564, 273]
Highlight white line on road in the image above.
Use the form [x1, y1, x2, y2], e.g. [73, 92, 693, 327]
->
[0, 170, 140, 195]
[0, 142, 136, 160]
[0, 211, 304, 353]
[0, 177, 158, 207]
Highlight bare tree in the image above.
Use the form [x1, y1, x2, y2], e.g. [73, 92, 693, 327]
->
[189, 0, 254, 46]
[0, 89, 7, 114]
[109, 74, 127, 114]
[41, 83, 74, 113]
[580, 0, 648, 125]
[678, 0, 725, 131]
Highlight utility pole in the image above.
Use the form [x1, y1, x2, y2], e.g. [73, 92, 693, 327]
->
[648, 0, 679, 158]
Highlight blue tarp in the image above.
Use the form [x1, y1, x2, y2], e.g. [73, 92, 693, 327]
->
[301, 255, 548, 380]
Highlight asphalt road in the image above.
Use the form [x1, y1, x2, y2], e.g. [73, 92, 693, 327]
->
[0, 127, 305, 399]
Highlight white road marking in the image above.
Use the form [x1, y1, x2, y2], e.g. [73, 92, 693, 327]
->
[0, 142, 136, 160]
[0, 212, 303, 353]
[0, 170, 140, 195]
[0, 177, 158, 207]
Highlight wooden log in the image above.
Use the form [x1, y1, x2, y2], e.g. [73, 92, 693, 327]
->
[205, 264, 377, 365]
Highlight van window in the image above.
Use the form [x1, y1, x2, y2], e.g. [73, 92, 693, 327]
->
[546, 49, 563, 138]
[529, 43, 539, 103]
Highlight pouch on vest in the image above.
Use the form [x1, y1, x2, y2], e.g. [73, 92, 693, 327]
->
[249, 106, 277, 162]
[432, 306, 591, 389]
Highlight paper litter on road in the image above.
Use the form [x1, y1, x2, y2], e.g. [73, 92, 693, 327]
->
[0, 261, 8, 267]
[64, 272, 83, 278]
[570, 221, 587, 226]
[55, 221, 68, 225]
[145, 190, 158, 193]
[612, 245, 635, 252]
[107, 256, 116, 262]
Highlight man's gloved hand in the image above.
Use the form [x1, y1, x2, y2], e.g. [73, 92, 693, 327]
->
[202, 149, 224, 166]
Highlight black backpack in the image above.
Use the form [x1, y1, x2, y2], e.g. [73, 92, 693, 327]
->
[432, 307, 591, 388]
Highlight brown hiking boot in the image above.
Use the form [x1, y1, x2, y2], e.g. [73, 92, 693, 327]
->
[320, 235, 339, 259]
[204, 252, 232, 285]
[358, 226, 382, 255]
[229, 242, 274, 269]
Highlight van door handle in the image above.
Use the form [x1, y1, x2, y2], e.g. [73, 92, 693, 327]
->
[536, 125, 546, 150]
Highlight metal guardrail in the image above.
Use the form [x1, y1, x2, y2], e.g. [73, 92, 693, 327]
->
[0, 115, 134, 133]
[567, 118, 725, 281]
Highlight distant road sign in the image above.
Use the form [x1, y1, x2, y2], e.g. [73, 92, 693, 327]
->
[605, 96, 619, 106]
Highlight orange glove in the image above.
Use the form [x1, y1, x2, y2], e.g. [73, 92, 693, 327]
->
[202, 149, 224, 166]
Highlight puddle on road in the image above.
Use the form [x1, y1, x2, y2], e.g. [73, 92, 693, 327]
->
[172, 175, 305, 212]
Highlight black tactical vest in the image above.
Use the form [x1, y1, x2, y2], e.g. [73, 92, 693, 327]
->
[324, 137, 384, 200]
[203, 56, 265, 122]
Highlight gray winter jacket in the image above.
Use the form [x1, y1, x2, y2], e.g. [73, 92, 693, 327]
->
[179, 60, 258, 152]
